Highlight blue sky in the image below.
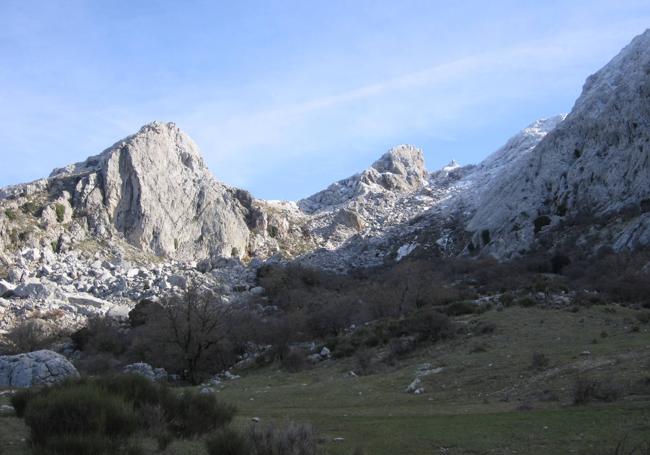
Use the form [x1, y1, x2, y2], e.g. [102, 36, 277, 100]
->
[1, 1, 650, 200]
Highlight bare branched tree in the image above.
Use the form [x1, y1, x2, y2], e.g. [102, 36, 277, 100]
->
[142, 286, 235, 384]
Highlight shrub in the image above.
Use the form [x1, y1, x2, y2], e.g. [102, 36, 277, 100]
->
[11, 388, 39, 418]
[636, 312, 650, 324]
[16, 376, 239, 452]
[600, 438, 650, 455]
[445, 301, 477, 316]
[530, 352, 550, 371]
[354, 349, 375, 375]
[55, 204, 66, 223]
[31, 434, 122, 455]
[333, 337, 356, 358]
[73, 352, 121, 376]
[499, 293, 515, 307]
[205, 428, 250, 455]
[247, 421, 319, 455]
[20, 201, 42, 216]
[573, 376, 623, 405]
[550, 254, 571, 274]
[281, 348, 308, 373]
[4, 208, 16, 220]
[71, 316, 129, 355]
[96, 374, 168, 410]
[517, 297, 537, 308]
[154, 430, 174, 452]
[573, 377, 599, 405]
[473, 321, 496, 335]
[387, 336, 417, 358]
[3, 319, 54, 354]
[267, 225, 279, 238]
[398, 309, 453, 342]
[23, 382, 138, 448]
[162, 389, 235, 437]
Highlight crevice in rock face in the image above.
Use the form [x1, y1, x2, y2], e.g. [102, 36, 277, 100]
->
[114, 147, 142, 241]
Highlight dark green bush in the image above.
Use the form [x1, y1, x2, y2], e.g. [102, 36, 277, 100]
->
[445, 301, 477, 316]
[398, 309, 453, 342]
[31, 434, 119, 455]
[15, 375, 238, 453]
[10, 387, 39, 418]
[573, 376, 622, 405]
[4, 208, 16, 220]
[517, 297, 537, 308]
[387, 336, 417, 358]
[55, 204, 66, 223]
[333, 337, 356, 358]
[24, 382, 138, 447]
[20, 201, 42, 216]
[96, 374, 168, 410]
[281, 348, 308, 373]
[205, 428, 250, 455]
[162, 389, 235, 437]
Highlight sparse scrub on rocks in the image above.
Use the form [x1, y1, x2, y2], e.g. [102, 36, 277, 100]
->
[1, 319, 56, 354]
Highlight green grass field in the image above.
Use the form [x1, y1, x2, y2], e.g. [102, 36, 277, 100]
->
[2, 304, 650, 454]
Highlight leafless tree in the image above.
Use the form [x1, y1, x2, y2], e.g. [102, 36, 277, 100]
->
[141, 286, 236, 384]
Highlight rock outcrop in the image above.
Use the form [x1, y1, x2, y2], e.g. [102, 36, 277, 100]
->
[467, 29, 650, 257]
[0, 350, 79, 388]
[299, 145, 427, 213]
[50, 122, 251, 261]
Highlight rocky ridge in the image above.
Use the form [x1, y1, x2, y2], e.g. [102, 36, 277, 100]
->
[0, 30, 649, 332]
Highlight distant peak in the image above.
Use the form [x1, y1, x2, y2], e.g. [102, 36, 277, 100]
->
[137, 121, 178, 134]
[49, 121, 203, 179]
[371, 145, 426, 176]
[443, 160, 461, 172]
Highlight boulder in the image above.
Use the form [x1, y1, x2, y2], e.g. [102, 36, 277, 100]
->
[0, 350, 79, 388]
[250, 286, 265, 296]
[0, 280, 15, 297]
[21, 248, 41, 262]
[122, 362, 167, 382]
[66, 292, 109, 308]
[405, 377, 422, 394]
[13, 280, 51, 299]
[167, 275, 187, 289]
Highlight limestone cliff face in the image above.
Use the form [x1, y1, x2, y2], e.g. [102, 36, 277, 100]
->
[52, 122, 251, 260]
[467, 29, 650, 256]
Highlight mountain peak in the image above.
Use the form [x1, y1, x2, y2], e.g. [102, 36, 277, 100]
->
[575, 28, 650, 119]
[49, 121, 205, 179]
[371, 144, 426, 177]
[443, 160, 461, 172]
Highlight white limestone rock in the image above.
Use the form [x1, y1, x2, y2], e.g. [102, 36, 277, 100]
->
[468, 29, 650, 257]
[0, 350, 79, 388]
[51, 122, 252, 261]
